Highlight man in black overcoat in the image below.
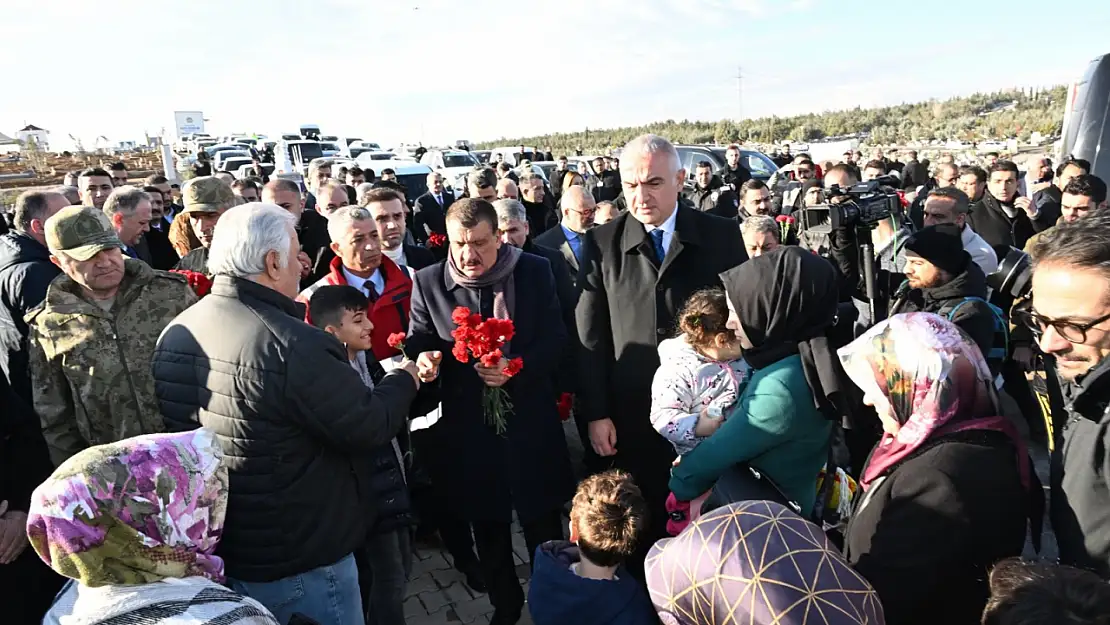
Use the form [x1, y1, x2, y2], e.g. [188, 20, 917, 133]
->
[406, 198, 574, 625]
[575, 134, 747, 564]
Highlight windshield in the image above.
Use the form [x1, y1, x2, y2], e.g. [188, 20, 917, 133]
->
[444, 153, 479, 168]
[397, 173, 430, 205]
[710, 148, 778, 178]
[287, 143, 324, 162]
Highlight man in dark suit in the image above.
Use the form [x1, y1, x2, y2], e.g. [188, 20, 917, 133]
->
[412, 172, 455, 245]
[262, 179, 331, 289]
[535, 186, 595, 290]
[575, 135, 747, 561]
[407, 198, 574, 625]
[363, 186, 435, 272]
[493, 199, 576, 332]
[141, 184, 181, 270]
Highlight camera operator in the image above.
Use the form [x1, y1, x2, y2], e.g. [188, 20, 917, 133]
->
[1025, 210, 1110, 578]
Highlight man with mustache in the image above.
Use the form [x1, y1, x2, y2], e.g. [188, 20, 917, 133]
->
[296, 206, 414, 361]
[174, 177, 237, 274]
[405, 198, 574, 625]
[26, 206, 197, 466]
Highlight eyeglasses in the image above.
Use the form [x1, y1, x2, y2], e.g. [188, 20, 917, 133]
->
[1015, 307, 1110, 344]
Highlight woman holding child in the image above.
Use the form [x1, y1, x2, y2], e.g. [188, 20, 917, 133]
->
[664, 246, 843, 518]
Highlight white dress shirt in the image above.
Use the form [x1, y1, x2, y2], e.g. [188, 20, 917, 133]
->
[342, 266, 384, 298]
[644, 203, 680, 256]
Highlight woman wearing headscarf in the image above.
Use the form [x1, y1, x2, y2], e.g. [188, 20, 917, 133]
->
[28, 429, 280, 625]
[668, 247, 845, 519]
[838, 313, 1037, 625]
[647, 500, 885, 625]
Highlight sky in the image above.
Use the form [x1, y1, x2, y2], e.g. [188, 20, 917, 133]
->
[3, 0, 1110, 151]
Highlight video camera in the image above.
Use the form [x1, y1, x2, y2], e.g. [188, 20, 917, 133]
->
[800, 176, 903, 234]
[988, 246, 1033, 300]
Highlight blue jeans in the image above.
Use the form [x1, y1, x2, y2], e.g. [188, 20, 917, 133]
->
[228, 553, 363, 625]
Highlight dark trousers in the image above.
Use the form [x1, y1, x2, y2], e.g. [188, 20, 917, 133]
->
[473, 511, 563, 615]
[0, 546, 65, 625]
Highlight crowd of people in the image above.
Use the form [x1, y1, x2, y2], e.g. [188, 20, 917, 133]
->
[1, 133, 1110, 625]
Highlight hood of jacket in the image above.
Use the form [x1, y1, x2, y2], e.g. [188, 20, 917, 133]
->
[0, 231, 51, 275]
[529, 541, 650, 625]
[922, 257, 988, 308]
[657, 335, 713, 369]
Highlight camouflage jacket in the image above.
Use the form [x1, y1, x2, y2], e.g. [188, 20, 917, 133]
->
[26, 259, 198, 465]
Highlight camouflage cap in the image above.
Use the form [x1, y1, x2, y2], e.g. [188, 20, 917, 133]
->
[182, 176, 235, 214]
[45, 206, 123, 261]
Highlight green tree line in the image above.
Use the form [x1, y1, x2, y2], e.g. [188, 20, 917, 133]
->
[476, 87, 1066, 153]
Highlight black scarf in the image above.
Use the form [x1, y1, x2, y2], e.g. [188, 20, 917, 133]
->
[719, 246, 849, 421]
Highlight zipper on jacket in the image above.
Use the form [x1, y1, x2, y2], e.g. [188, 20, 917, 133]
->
[108, 318, 144, 421]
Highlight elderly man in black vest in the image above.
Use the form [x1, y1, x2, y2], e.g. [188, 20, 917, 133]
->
[575, 134, 747, 565]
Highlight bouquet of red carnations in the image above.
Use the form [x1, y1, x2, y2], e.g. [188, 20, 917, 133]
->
[450, 306, 523, 434]
[427, 233, 447, 248]
[170, 269, 213, 297]
[774, 215, 796, 244]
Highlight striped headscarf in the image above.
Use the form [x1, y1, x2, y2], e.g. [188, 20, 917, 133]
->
[28, 429, 228, 587]
[647, 500, 885, 625]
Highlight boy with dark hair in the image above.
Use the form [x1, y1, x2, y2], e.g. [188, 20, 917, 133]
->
[308, 284, 415, 625]
[982, 558, 1110, 625]
[527, 470, 656, 625]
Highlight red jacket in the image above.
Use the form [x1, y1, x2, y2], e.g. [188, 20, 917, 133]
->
[296, 255, 413, 361]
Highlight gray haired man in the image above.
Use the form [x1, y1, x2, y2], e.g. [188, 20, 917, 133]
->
[102, 185, 153, 263]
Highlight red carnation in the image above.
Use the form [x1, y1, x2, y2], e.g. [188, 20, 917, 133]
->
[479, 349, 503, 368]
[452, 306, 474, 326]
[427, 233, 447, 248]
[386, 332, 406, 349]
[557, 393, 573, 421]
[451, 341, 469, 363]
[170, 269, 213, 297]
[502, 357, 523, 377]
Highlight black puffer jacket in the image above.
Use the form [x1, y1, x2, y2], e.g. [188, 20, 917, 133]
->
[890, 258, 996, 369]
[152, 276, 418, 582]
[0, 231, 61, 404]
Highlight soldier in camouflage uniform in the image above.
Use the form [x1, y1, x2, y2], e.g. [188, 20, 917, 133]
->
[26, 206, 198, 466]
[174, 176, 237, 274]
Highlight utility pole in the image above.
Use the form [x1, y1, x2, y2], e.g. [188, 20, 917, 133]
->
[736, 65, 743, 122]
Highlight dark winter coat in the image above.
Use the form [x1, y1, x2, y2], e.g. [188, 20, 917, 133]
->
[174, 246, 209, 274]
[1053, 356, 1110, 578]
[845, 430, 1032, 625]
[406, 254, 574, 523]
[966, 193, 1057, 251]
[527, 541, 657, 625]
[587, 170, 622, 203]
[522, 199, 558, 238]
[297, 209, 333, 288]
[715, 163, 752, 190]
[143, 226, 181, 271]
[0, 231, 61, 405]
[152, 276, 418, 582]
[889, 259, 996, 371]
[683, 181, 739, 220]
[575, 207, 747, 535]
[901, 159, 929, 190]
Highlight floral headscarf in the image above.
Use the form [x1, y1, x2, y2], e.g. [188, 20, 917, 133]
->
[27, 429, 228, 587]
[837, 313, 1026, 490]
[647, 500, 885, 625]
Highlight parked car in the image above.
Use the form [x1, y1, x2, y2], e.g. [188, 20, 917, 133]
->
[355, 151, 400, 163]
[365, 160, 434, 206]
[489, 146, 541, 166]
[319, 142, 342, 157]
[673, 145, 778, 188]
[213, 150, 251, 172]
[419, 149, 481, 187]
[1061, 51, 1110, 183]
[219, 156, 255, 174]
[236, 162, 275, 180]
[471, 150, 491, 164]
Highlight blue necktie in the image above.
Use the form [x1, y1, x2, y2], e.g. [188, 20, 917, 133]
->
[650, 229, 666, 262]
[123, 246, 138, 259]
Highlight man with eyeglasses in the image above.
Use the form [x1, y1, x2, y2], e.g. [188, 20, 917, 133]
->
[1026, 209, 1110, 578]
[535, 186, 596, 288]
